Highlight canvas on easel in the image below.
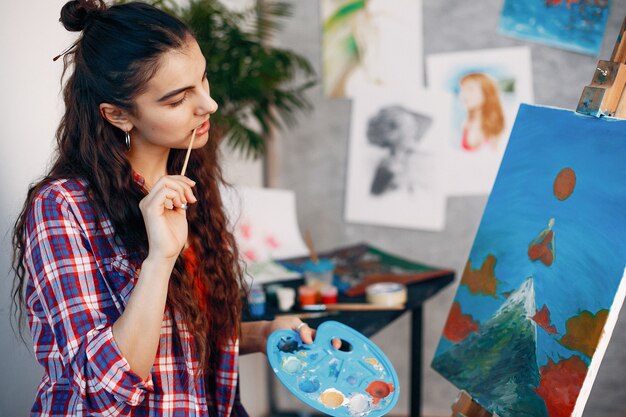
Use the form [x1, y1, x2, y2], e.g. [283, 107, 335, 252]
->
[432, 104, 626, 417]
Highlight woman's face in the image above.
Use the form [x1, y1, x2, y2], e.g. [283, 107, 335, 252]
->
[459, 78, 484, 111]
[127, 37, 218, 155]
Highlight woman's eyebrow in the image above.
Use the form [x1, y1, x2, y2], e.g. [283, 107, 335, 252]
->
[157, 60, 208, 103]
[157, 86, 192, 102]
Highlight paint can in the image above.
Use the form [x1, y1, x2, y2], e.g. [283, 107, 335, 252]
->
[265, 284, 282, 307]
[365, 283, 407, 306]
[276, 287, 296, 312]
[298, 285, 317, 306]
[303, 258, 335, 287]
[320, 285, 338, 304]
[248, 284, 266, 316]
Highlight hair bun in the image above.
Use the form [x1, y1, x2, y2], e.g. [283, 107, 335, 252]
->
[60, 0, 107, 32]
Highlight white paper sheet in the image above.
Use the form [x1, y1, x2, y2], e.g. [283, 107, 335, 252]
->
[427, 46, 534, 195]
[221, 186, 308, 283]
[320, 0, 423, 98]
[345, 86, 452, 231]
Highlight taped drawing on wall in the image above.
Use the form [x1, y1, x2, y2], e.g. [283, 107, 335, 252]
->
[345, 86, 452, 231]
[426, 47, 534, 195]
[320, 0, 423, 98]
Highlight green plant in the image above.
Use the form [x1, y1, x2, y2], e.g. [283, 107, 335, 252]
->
[118, 0, 317, 159]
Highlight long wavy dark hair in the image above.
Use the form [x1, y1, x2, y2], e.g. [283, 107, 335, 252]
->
[11, 0, 244, 373]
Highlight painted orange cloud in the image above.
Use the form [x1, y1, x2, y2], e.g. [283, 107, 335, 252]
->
[532, 304, 558, 334]
[443, 301, 480, 343]
[560, 309, 608, 358]
[535, 356, 587, 417]
[461, 255, 500, 297]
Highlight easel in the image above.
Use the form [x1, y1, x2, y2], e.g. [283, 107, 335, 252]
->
[577, 16, 626, 118]
[450, 391, 498, 417]
[446, 15, 626, 417]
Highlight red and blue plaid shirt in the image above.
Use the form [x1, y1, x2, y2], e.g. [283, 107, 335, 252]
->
[23, 177, 248, 416]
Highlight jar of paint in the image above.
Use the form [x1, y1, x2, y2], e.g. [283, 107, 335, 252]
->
[248, 284, 266, 317]
[302, 258, 335, 287]
[276, 287, 296, 312]
[265, 284, 282, 307]
[298, 285, 317, 306]
[320, 285, 338, 304]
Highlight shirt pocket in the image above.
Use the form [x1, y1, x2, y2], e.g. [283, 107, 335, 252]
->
[101, 254, 138, 314]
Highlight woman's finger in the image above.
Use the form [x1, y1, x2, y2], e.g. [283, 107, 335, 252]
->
[148, 187, 183, 212]
[157, 176, 197, 206]
[150, 178, 193, 209]
[297, 322, 314, 345]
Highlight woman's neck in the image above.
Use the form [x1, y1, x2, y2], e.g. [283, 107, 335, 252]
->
[127, 145, 170, 189]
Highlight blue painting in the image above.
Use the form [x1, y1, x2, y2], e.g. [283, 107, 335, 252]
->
[432, 104, 626, 417]
[499, 0, 611, 56]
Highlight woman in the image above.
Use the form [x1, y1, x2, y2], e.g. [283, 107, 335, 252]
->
[11, 1, 314, 415]
[458, 72, 505, 152]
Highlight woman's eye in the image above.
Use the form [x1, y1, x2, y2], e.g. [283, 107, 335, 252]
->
[170, 94, 187, 107]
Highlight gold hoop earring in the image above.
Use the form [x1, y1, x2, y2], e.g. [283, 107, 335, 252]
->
[125, 130, 131, 150]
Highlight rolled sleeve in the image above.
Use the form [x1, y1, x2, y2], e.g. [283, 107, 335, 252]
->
[82, 325, 154, 406]
[25, 184, 151, 412]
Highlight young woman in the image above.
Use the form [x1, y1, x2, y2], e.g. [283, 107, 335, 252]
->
[11, 1, 314, 415]
[458, 72, 505, 152]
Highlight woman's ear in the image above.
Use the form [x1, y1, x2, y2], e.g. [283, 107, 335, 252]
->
[99, 103, 133, 132]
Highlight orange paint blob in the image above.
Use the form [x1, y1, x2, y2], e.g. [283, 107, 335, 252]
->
[365, 380, 394, 404]
[554, 168, 576, 201]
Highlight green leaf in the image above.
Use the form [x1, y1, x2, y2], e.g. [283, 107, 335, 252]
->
[117, 0, 317, 159]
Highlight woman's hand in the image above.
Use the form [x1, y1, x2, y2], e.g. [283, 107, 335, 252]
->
[256, 317, 341, 354]
[139, 175, 197, 261]
[264, 317, 316, 346]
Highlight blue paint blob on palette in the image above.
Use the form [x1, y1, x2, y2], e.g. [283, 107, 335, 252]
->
[266, 321, 399, 417]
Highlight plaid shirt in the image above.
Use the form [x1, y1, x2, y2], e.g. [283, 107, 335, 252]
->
[23, 178, 248, 417]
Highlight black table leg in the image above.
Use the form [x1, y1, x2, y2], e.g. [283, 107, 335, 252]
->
[410, 306, 423, 417]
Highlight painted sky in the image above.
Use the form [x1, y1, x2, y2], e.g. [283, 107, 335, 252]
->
[438, 104, 626, 366]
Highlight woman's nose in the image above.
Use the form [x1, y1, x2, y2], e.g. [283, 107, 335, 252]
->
[196, 88, 218, 115]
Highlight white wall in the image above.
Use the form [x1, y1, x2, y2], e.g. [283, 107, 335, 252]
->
[0, 1, 264, 415]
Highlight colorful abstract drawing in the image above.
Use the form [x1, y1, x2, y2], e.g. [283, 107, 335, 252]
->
[499, 0, 611, 56]
[320, 0, 423, 98]
[432, 104, 626, 417]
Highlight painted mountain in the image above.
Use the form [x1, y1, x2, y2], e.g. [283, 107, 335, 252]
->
[433, 278, 548, 416]
[432, 104, 626, 417]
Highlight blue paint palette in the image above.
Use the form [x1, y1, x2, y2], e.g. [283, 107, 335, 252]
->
[266, 321, 399, 417]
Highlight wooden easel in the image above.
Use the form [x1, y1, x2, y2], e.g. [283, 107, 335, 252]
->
[577, 16, 626, 118]
[447, 15, 626, 417]
[449, 391, 498, 417]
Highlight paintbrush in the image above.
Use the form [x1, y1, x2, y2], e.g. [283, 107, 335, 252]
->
[180, 128, 197, 177]
[274, 311, 338, 320]
[301, 303, 405, 312]
[303, 230, 319, 264]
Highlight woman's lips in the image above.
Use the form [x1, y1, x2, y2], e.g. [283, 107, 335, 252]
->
[195, 120, 210, 135]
